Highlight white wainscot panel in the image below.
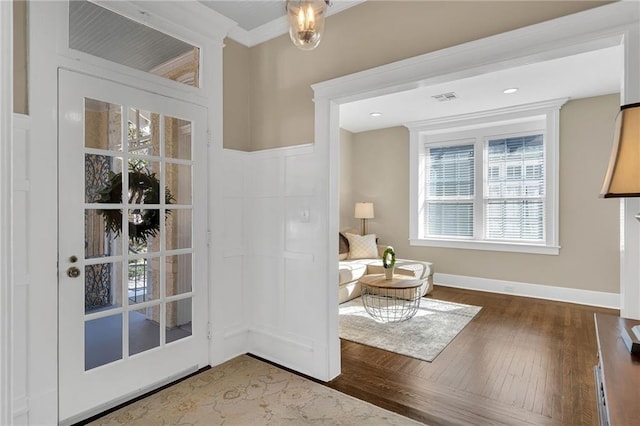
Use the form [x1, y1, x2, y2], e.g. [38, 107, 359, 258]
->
[283, 257, 317, 338]
[247, 254, 284, 330]
[246, 156, 282, 198]
[222, 198, 244, 251]
[12, 284, 29, 425]
[220, 150, 246, 198]
[248, 197, 284, 254]
[213, 255, 245, 328]
[285, 196, 320, 254]
[285, 152, 320, 197]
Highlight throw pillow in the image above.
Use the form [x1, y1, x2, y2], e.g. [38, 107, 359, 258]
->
[339, 232, 349, 255]
[345, 233, 378, 259]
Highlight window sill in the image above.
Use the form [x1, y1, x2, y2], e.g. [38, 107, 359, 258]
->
[409, 238, 560, 255]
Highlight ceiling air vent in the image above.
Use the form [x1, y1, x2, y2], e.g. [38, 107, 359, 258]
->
[432, 92, 458, 102]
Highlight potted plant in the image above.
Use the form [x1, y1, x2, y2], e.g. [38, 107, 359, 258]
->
[382, 246, 396, 279]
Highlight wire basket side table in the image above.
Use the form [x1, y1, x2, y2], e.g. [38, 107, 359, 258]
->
[359, 274, 422, 323]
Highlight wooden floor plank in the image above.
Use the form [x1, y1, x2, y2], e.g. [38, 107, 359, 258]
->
[328, 286, 617, 425]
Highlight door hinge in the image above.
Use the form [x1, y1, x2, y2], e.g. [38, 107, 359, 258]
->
[207, 231, 212, 247]
[207, 322, 212, 340]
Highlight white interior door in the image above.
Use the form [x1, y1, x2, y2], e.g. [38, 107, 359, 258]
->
[58, 69, 208, 423]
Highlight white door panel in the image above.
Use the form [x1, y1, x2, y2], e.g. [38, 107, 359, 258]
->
[58, 69, 208, 423]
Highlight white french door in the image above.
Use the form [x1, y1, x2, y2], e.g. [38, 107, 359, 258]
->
[58, 69, 208, 423]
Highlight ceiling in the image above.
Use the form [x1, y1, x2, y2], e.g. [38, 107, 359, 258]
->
[199, 1, 285, 31]
[340, 46, 622, 133]
[198, 0, 365, 47]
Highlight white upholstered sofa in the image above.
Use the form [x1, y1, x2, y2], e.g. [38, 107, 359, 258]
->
[338, 232, 434, 304]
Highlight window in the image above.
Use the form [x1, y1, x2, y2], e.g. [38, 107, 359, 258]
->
[426, 143, 475, 238]
[408, 99, 566, 255]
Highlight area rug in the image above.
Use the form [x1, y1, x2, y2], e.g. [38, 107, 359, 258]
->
[339, 297, 481, 362]
[88, 354, 422, 425]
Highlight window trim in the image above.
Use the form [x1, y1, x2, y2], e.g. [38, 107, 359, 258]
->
[407, 98, 567, 255]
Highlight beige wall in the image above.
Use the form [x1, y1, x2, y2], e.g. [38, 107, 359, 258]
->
[345, 94, 620, 293]
[13, 0, 28, 114]
[223, 39, 251, 151]
[244, 0, 610, 151]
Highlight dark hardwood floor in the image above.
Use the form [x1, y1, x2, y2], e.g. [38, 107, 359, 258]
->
[327, 286, 618, 426]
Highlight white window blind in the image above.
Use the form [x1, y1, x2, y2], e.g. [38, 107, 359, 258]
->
[425, 144, 474, 238]
[485, 135, 544, 241]
[409, 99, 564, 255]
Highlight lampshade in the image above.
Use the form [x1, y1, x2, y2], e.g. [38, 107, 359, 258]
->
[601, 103, 640, 198]
[285, 0, 328, 51]
[354, 202, 375, 219]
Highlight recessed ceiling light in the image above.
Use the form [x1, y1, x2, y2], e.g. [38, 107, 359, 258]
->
[370, 112, 382, 117]
[432, 92, 458, 102]
[503, 88, 519, 94]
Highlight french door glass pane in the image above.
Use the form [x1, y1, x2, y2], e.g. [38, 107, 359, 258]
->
[128, 257, 158, 305]
[85, 154, 123, 203]
[165, 116, 192, 160]
[166, 299, 192, 344]
[128, 209, 160, 252]
[128, 108, 159, 156]
[85, 262, 122, 313]
[85, 314, 123, 371]
[84, 99, 122, 151]
[166, 209, 192, 251]
[126, 160, 160, 204]
[166, 254, 192, 297]
[85, 209, 123, 259]
[166, 163, 192, 204]
[129, 306, 160, 356]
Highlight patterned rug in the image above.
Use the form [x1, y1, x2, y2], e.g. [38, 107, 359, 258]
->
[339, 297, 481, 362]
[88, 355, 422, 425]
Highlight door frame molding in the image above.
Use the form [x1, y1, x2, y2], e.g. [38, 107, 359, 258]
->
[0, 1, 14, 425]
[312, 1, 640, 379]
[26, 1, 232, 422]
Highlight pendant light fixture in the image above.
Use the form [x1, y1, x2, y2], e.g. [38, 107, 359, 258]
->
[285, 0, 330, 51]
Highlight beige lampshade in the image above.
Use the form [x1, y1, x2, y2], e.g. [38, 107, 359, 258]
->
[601, 103, 640, 198]
[354, 202, 375, 219]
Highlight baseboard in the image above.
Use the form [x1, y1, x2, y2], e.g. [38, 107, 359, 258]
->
[209, 326, 249, 367]
[12, 396, 28, 423]
[435, 273, 620, 309]
[248, 326, 316, 379]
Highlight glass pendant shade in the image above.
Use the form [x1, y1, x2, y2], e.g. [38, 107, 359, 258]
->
[286, 0, 327, 51]
[601, 103, 640, 198]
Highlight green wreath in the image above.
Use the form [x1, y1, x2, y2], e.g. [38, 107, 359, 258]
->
[97, 165, 174, 244]
[382, 246, 396, 269]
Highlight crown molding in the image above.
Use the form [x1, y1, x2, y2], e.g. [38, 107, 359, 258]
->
[227, 0, 366, 48]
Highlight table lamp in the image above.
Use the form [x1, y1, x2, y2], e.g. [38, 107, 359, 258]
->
[354, 202, 374, 235]
[600, 102, 640, 350]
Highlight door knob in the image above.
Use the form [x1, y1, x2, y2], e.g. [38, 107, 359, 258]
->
[67, 266, 81, 278]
